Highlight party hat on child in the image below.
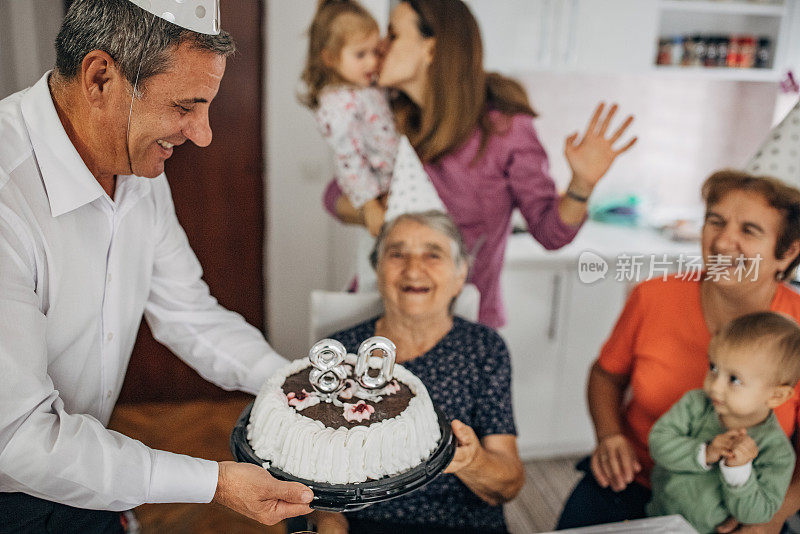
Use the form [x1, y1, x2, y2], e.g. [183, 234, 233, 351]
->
[385, 136, 447, 221]
[744, 98, 800, 189]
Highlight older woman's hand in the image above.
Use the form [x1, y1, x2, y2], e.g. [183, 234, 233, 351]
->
[590, 433, 641, 492]
[442, 420, 524, 505]
[564, 102, 637, 197]
[444, 419, 482, 473]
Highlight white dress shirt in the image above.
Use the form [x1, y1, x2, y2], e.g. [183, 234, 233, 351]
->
[0, 73, 287, 510]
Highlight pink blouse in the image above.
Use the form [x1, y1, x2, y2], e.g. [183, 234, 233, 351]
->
[325, 112, 583, 328]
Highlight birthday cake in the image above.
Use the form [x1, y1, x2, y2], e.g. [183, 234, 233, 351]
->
[247, 337, 441, 484]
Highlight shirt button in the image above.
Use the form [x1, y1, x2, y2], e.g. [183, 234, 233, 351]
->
[106, 332, 114, 342]
[106, 391, 112, 399]
[107, 273, 112, 283]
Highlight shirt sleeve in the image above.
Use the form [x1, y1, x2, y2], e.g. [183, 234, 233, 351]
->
[470, 327, 516, 438]
[648, 390, 714, 474]
[505, 115, 585, 250]
[720, 460, 753, 487]
[316, 90, 382, 209]
[596, 281, 645, 375]
[0, 197, 218, 510]
[143, 176, 287, 395]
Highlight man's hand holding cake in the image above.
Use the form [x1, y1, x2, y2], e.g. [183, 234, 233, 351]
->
[213, 462, 313, 525]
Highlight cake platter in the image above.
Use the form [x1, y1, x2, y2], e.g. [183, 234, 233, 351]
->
[230, 401, 456, 512]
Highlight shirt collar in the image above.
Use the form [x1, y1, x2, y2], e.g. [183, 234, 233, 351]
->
[19, 72, 125, 218]
[115, 174, 153, 218]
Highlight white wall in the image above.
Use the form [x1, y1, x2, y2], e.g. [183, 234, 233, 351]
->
[775, 0, 800, 124]
[517, 71, 778, 219]
[264, 0, 388, 359]
[0, 0, 63, 99]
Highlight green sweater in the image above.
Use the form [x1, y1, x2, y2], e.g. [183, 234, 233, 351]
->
[648, 389, 795, 534]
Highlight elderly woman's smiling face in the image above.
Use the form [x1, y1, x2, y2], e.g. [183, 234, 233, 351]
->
[377, 218, 467, 321]
[702, 189, 798, 288]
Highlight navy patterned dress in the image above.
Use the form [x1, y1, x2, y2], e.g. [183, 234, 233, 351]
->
[332, 316, 517, 534]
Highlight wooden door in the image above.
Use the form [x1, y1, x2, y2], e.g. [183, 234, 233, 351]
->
[117, 0, 266, 403]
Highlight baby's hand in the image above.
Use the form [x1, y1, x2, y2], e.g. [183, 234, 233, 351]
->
[707, 430, 739, 464]
[362, 199, 386, 237]
[724, 431, 758, 467]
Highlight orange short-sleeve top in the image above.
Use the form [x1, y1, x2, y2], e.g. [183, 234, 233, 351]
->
[597, 275, 800, 486]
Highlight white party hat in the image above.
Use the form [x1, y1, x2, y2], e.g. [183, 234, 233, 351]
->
[385, 136, 447, 221]
[128, 0, 220, 35]
[744, 98, 800, 189]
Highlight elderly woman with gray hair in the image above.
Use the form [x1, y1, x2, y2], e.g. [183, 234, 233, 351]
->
[311, 211, 524, 534]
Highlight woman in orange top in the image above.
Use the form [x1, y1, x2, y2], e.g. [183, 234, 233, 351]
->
[558, 170, 800, 531]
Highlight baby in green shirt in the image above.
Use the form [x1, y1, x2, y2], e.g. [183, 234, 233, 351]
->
[648, 311, 800, 534]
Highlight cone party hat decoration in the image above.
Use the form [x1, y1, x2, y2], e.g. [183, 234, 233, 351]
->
[745, 99, 800, 189]
[385, 136, 447, 221]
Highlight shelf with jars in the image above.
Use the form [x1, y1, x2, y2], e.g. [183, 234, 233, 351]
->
[463, 0, 796, 80]
[654, 0, 793, 81]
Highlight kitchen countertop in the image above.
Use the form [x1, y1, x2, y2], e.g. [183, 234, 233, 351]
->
[506, 220, 701, 268]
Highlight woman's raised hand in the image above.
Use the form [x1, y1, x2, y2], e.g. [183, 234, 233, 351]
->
[564, 103, 637, 196]
[590, 433, 641, 492]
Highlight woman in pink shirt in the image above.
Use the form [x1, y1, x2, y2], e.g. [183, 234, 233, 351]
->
[325, 0, 636, 328]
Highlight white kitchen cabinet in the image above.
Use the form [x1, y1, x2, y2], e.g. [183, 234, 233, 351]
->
[555, 272, 630, 451]
[386, 0, 676, 73]
[465, 0, 798, 80]
[500, 266, 566, 458]
[500, 263, 630, 459]
[463, 0, 548, 72]
[568, 0, 660, 72]
[500, 224, 699, 459]
[466, 0, 659, 73]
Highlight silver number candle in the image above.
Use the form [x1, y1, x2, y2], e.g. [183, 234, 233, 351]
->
[308, 339, 348, 394]
[355, 336, 396, 390]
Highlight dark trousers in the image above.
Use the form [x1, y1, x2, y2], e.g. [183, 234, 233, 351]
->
[556, 456, 651, 530]
[0, 493, 124, 534]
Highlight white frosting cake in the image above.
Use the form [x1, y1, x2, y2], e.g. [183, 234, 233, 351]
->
[247, 354, 441, 484]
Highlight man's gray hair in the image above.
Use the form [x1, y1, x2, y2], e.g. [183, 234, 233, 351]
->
[370, 211, 471, 270]
[55, 0, 235, 91]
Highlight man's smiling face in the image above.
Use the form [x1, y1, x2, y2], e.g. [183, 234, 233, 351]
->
[122, 41, 225, 178]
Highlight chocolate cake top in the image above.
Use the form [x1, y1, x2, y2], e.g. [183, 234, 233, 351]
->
[281, 365, 413, 429]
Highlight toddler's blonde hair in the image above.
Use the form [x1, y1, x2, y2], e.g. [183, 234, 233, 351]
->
[300, 0, 379, 109]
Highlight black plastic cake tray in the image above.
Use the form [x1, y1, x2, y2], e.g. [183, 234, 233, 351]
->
[230, 401, 456, 512]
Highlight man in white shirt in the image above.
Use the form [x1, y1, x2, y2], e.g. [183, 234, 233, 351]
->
[0, 1, 312, 532]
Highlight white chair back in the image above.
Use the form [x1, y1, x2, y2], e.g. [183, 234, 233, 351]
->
[309, 283, 481, 343]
